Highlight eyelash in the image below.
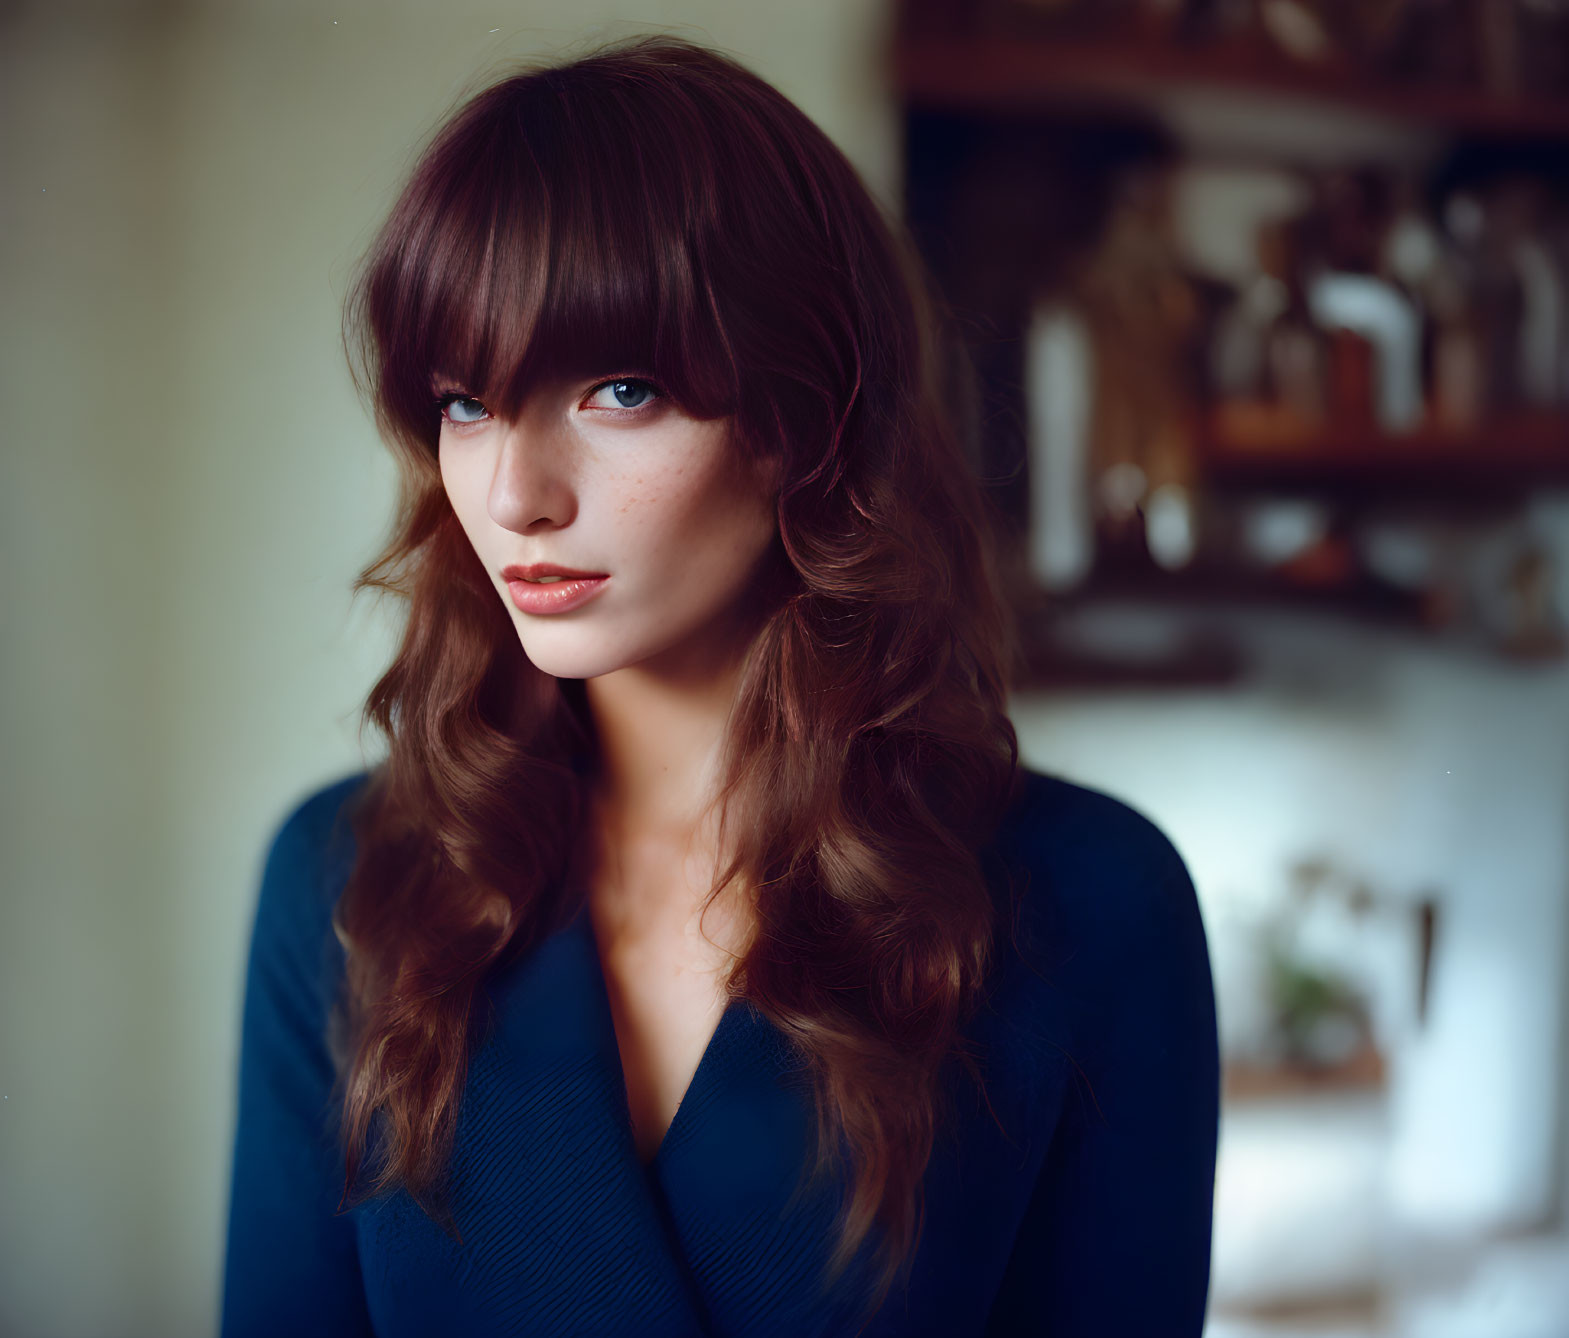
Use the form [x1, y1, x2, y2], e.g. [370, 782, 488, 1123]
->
[433, 376, 665, 429]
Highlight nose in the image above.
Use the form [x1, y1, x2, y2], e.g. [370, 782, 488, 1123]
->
[486, 418, 577, 534]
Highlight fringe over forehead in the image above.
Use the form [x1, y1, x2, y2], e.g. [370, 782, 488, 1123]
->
[346, 45, 784, 447]
[347, 35, 912, 500]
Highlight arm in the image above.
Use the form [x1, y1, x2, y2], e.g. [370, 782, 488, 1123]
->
[220, 781, 375, 1338]
[983, 841, 1221, 1337]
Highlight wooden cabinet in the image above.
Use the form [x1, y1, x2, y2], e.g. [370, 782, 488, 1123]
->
[893, 3, 1569, 677]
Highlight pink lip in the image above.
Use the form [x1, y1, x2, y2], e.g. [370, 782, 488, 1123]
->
[503, 563, 608, 582]
[504, 574, 610, 615]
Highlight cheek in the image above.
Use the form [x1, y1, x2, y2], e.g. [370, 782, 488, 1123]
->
[606, 461, 692, 546]
[438, 448, 487, 545]
[623, 459, 773, 570]
[437, 446, 460, 516]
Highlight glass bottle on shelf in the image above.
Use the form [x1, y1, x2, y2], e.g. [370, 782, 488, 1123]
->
[1448, 186, 1528, 418]
[1490, 177, 1565, 412]
[1426, 193, 1488, 431]
[1023, 301, 1096, 592]
[1307, 168, 1423, 433]
[1260, 218, 1330, 435]
[1075, 160, 1204, 572]
[1429, 284, 1485, 432]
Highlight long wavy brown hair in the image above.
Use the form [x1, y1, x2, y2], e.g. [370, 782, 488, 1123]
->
[333, 32, 1022, 1321]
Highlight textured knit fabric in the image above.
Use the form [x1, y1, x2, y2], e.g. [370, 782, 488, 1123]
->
[220, 766, 1220, 1337]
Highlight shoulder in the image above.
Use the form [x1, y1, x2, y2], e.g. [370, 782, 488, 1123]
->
[246, 769, 377, 992]
[231, 770, 381, 1100]
[988, 766, 1201, 945]
[258, 769, 376, 913]
[972, 772, 1221, 1332]
[980, 766, 1216, 1062]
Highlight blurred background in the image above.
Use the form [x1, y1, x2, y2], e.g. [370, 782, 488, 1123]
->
[2, 1, 1567, 1335]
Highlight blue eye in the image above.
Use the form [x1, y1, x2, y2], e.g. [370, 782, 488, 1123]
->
[586, 377, 662, 411]
[433, 377, 664, 427]
[435, 392, 490, 426]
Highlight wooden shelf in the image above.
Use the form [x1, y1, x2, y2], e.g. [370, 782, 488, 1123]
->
[1224, 1039, 1387, 1102]
[893, 36, 1569, 142]
[1030, 563, 1435, 624]
[1008, 558, 1441, 689]
[896, 20, 1569, 593]
[1013, 621, 1246, 690]
[1200, 415, 1569, 500]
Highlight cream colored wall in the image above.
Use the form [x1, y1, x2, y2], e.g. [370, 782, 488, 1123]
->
[2, 14, 179, 1335]
[0, 4, 896, 1335]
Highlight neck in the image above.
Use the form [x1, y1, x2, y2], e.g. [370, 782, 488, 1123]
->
[580, 576, 770, 838]
[574, 559, 785, 930]
[575, 637, 754, 941]
[583, 660, 738, 841]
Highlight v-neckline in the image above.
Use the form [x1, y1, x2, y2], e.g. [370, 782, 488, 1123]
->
[569, 895, 744, 1173]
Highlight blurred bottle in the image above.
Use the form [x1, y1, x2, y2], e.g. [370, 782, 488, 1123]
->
[1024, 302, 1096, 591]
[1307, 275, 1422, 432]
[1325, 326, 1380, 429]
[1145, 480, 1199, 571]
[1075, 162, 1205, 570]
[1210, 270, 1287, 411]
[1380, 176, 1444, 410]
[1490, 178, 1566, 411]
[1307, 169, 1423, 433]
[1446, 187, 1530, 416]
[1260, 218, 1330, 429]
[1381, 178, 1443, 308]
[1427, 192, 1490, 429]
[1429, 283, 1487, 431]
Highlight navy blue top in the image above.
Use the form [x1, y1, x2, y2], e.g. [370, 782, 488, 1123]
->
[220, 767, 1220, 1337]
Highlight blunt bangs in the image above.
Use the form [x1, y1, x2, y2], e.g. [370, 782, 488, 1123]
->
[354, 69, 742, 451]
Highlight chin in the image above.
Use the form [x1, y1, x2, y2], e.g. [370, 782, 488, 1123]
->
[512, 627, 651, 682]
[517, 643, 625, 681]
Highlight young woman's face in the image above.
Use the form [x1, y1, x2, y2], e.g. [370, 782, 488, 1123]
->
[436, 373, 781, 683]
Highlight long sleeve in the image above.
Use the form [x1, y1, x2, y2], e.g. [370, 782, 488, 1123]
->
[982, 828, 1221, 1337]
[220, 779, 375, 1338]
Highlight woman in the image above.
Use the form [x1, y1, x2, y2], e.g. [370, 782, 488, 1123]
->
[220, 34, 1220, 1338]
